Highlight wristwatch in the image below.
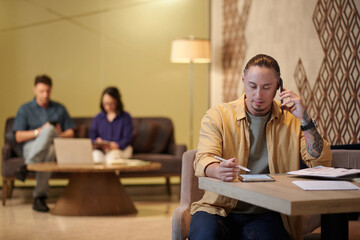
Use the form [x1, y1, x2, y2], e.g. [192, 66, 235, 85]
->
[300, 119, 316, 131]
[34, 129, 39, 137]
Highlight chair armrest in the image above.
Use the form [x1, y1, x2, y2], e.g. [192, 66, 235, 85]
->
[180, 150, 204, 206]
[172, 205, 192, 240]
[172, 150, 203, 240]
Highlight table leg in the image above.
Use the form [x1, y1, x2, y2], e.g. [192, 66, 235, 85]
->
[321, 213, 348, 240]
[51, 172, 137, 216]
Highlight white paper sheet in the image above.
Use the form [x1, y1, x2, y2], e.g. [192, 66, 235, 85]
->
[292, 180, 360, 191]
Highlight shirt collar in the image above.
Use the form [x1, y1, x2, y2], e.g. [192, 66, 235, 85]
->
[31, 98, 41, 108]
[100, 111, 121, 119]
[100, 111, 107, 118]
[236, 93, 281, 122]
[31, 97, 53, 108]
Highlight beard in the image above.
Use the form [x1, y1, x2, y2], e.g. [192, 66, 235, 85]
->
[249, 102, 272, 116]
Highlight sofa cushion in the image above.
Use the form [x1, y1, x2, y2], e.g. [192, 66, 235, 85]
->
[133, 121, 160, 153]
[132, 120, 173, 154]
[73, 118, 93, 138]
[74, 124, 89, 138]
[151, 122, 172, 154]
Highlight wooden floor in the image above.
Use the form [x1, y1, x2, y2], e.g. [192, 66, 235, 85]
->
[0, 183, 180, 240]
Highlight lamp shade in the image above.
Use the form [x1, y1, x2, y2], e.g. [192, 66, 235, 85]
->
[171, 38, 211, 63]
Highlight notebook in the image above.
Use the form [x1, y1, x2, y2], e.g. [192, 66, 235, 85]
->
[54, 138, 94, 165]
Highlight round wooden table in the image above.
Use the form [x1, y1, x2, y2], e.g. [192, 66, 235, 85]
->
[27, 161, 161, 216]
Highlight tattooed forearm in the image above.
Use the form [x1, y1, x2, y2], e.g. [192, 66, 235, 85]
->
[301, 111, 311, 125]
[304, 128, 324, 158]
[301, 110, 323, 158]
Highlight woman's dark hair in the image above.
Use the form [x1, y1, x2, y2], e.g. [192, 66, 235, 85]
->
[244, 54, 281, 78]
[34, 75, 52, 87]
[100, 87, 124, 114]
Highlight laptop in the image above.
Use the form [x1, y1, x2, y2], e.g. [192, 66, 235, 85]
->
[54, 138, 94, 165]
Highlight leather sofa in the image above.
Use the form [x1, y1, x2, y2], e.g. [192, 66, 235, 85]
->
[2, 117, 186, 206]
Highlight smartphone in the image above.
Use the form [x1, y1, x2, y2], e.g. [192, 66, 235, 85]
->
[238, 174, 275, 182]
[280, 78, 284, 114]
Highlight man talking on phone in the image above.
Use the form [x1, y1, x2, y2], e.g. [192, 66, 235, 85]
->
[13, 75, 75, 212]
[188, 54, 332, 239]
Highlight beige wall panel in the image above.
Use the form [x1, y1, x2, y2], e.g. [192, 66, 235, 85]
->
[0, 0, 210, 183]
[245, 0, 322, 93]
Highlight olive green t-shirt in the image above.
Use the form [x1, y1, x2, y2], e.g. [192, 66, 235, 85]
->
[232, 111, 271, 214]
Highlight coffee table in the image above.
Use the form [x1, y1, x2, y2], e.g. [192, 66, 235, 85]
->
[27, 161, 161, 216]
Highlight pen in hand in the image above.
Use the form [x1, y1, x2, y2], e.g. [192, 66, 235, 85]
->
[214, 156, 251, 172]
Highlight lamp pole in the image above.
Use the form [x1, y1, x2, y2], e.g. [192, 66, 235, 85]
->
[170, 37, 210, 150]
[189, 59, 194, 150]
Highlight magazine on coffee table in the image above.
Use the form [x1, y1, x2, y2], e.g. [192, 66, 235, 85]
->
[106, 158, 150, 166]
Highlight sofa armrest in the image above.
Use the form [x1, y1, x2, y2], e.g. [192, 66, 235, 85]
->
[2, 144, 25, 177]
[2, 144, 12, 162]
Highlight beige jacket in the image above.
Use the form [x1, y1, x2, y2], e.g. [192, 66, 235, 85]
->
[190, 94, 332, 239]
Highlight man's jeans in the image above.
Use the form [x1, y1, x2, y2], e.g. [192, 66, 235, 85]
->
[23, 125, 59, 198]
[188, 211, 289, 240]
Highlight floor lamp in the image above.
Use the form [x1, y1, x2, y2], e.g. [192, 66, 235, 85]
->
[170, 37, 211, 149]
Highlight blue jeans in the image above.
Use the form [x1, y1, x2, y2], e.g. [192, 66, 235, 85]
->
[23, 125, 59, 198]
[188, 211, 289, 240]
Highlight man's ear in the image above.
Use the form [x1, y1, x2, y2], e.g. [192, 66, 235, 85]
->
[241, 72, 245, 83]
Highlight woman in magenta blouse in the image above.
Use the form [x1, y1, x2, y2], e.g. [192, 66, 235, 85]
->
[89, 87, 133, 163]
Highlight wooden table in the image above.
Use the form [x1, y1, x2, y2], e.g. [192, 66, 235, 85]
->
[27, 161, 161, 216]
[199, 174, 360, 240]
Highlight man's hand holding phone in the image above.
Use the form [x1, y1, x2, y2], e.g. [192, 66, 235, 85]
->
[279, 86, 306, 121]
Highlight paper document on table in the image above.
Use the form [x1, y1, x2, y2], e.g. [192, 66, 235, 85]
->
[287, 166, 360, 178]
[292, 180, 360, 191]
